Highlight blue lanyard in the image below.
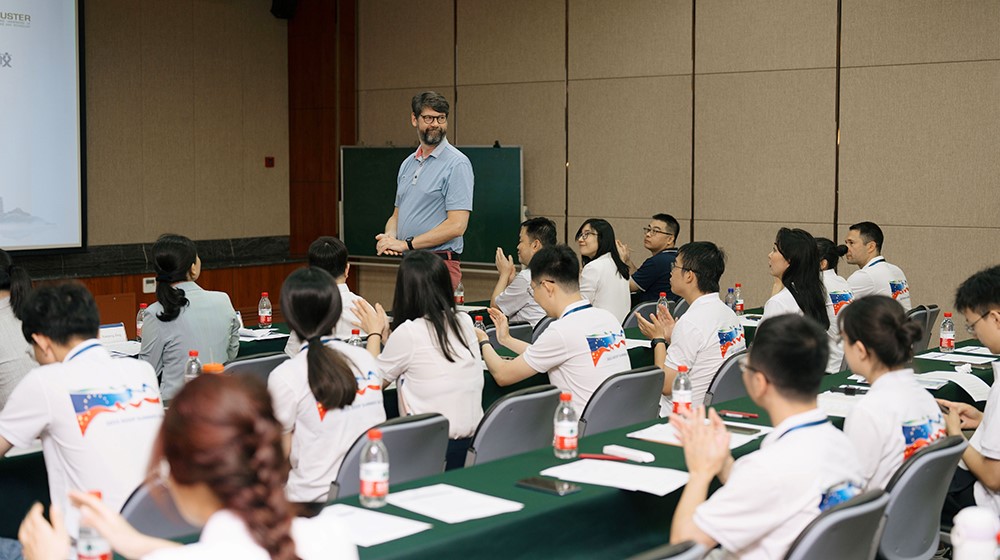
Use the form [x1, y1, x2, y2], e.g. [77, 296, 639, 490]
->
[67, 342, 101, 361]
[561, 303, 593, 319]
[777, 419, 828, 440]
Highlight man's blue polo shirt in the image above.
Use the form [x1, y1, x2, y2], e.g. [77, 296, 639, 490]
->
[395, 138, 474, 253]
[632, 248, 678, 303]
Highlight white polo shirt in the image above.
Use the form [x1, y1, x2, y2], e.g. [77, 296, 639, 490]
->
[662, 293, 745, 413]
[284, 284, 366, 357]
[142, 509, 358, 560]
[0, 340, 164, 537]
[579, 253, 631, 323]
[695, 408, 864, 560]
[375, 313, 483, 439]
[964, 361, 1000, 515]
[522, 300, 630, 414]
[822, 270, 854, 373]
[847, 256, 912, 311]
[495, 269, 545, 327]
[761, 287, 801, 321]
[269, 339, 386, 503]
[843, 369, 945, 490]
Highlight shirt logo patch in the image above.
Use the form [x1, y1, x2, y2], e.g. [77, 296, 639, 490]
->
[819, 480, 862, 511]
[889, 280, 909, 300]
[318, 370, 382, 421]
[717, 326, 745, 358]
[902, 416, 946, 460]
[70, 384, 162, 436]
[587, 331, 627, 366]
[830, 291, 854, 315]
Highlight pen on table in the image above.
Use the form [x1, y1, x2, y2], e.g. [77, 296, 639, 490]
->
[579, 453, 628, 461]
[718, 410, 758, 419]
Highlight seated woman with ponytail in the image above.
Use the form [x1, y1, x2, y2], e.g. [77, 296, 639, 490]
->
[840, 295, 945, 490]
[139, 234, 239, 400]
[17, 374, 357, 560]
[0, 249, 37, 410]
[267, 267, 385, 503]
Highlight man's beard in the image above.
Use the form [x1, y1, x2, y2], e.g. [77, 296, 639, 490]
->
[421, 127, 446, 145]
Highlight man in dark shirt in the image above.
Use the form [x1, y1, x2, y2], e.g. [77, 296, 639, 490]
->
[618, 213, 680, 304]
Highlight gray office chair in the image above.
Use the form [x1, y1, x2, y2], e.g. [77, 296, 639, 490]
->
[465, 385, 561, 467]
[672, 299, 690, 320]
[532, 316, 555, 342]
[784, 490, 890, 560]
[904, 305, 931, 354]
[924, 304, 941, 350]
[578, 366, 664, 438]
[120, 480, 200, 539]
[877, 435, 967, 560]
[329, 413, 449, 500]
[485, 321, 533, 351]
[703, 348, 749, 407]
[627, 541, 708, 560]
[222, 352, 289, 384]
[623, 301, 662, 330]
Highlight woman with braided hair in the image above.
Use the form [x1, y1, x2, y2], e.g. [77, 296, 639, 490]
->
[17, 374, 358, 559]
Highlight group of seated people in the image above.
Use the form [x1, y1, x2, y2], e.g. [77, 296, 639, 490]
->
[0, 210, 995, 558]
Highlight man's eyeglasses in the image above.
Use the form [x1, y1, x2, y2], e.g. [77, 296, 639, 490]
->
[530, 279, 555, 290]
[419, 114, 447, 124]
[671, 262, 698, 274]
[967, 310, 993, 334]
[642, 226, 672, 236]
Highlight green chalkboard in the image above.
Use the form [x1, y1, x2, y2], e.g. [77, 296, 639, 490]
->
[340, 146, 523, 265]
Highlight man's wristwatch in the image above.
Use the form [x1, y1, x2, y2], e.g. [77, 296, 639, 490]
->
[405, 237, 415, 251]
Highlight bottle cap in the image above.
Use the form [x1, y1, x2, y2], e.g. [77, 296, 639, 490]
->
[678, 365, 688, 373]
[139, 303, 148, 309]
[475, 316, 483, 322]
[188, 350, 199, 357]
[659, 292, 666, 297]
[728, 288, 734, 292]
[261, 291, 269, 297]
[367, 428, 382, 440]
[944, 312, 952, 317]
[559, 392, 572, 401]
[352, 329, 360, 335]
[202, 363, 224, 374]
[735, 283, 742, 287]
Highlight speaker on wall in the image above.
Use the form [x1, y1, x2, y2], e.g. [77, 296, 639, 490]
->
[271, 0, 298, 19]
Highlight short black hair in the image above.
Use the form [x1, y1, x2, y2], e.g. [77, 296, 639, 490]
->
[21, 282, 100, 345]
[411, 91, 449, 116]
[528, 245, 580, 292]
[839, 296, 922, 367]
[677, 241, 725, 294]
[651, 213, 680, 239]
[956, 265, 1000, 315]
[850, 221, 884, 253]
[749, 314, 828, 402]
[521, 217, 557, 247]
[308, 236, 348, 278]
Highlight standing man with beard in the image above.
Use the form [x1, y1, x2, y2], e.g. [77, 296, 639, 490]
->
[376, 91, 474, 289]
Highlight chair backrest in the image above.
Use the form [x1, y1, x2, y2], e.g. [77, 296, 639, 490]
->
[903, 305, 931, 354]
[465, 385, 561, 467]
[623, 301, 661, 330]
[703, 348, 749, 407]
[120, 481, 200, 540]
[222, 352, 289, 383]
[878, 435, 968, 560]
[486, 322, 533, 350]
[329, 413, 449, 500]
[784, 490, 889, 560]
[578, 366, 664, 438]
[923, 304, 941, 351]
[626, 540, 708, 560]
[672, 299, 690, 320]
[532, 317, 555, 342]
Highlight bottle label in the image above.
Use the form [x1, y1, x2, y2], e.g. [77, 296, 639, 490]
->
[77, 533, 111, 560]
[735, 300, 744, 313]
[258, 310, 272, 326]
[940, 334, 955, 349]
[454, 294, 465, 305]
[672, 390, 693, 415]
[360, 462, 389, 498]
[554, 420, 578, 451]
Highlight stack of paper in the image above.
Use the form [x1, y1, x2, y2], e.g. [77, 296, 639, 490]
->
[99, 323, 142, 357]
[817, 391, 863, 418]
[386, 484, 523, 524]
[627, 421, 772, 449]
[739, 315, 761, 329]
[320, 504, 431, 547]
[238, 328, 289, 342]
[920, 370, 991, 401]
[957, 346, 1000, 357]
[540, 459, 689, 496]
[919, 352, 996, 365]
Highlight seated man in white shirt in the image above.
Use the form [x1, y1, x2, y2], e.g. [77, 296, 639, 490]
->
[0, 283, 164, 540]
[284, 236, 364, 356]
[477, 244, 631, 413]
[939, 265, 1000, 522]
[490, 217, 557, 328]
[635, 242, 745, 414]
[843, 221, 912, 310]
[670, 314, 864, 558]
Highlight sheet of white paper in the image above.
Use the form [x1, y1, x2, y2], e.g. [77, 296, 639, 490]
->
[914, 377, 949, 390]
[847, 374, 868, 384]
[103, 341, 141, 357]
[540, 459, 689, 497]
[239, 327, 277, 338]
[625, 338, 650, 350]
[455, 304, 488, 313]
[626, 420, 771, 449]
[919, 352, 997, 365]
[385, 484, 523, 524]
[920, 370, 992, 401]
[98, 323, 128, 344]
[957, 346, 1000, 357]
[817, 391, 864, 418]
[739, 316, 761, 329]
[320, 504, 432, 547]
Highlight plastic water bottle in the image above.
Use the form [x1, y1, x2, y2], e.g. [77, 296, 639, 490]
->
[258, 292, 272, 328]
[77, 490, 111, 560]
[657, 292, 669, 311]
[454, 281, 465, 305]
[725, 288, 736, 310]
[734, 283, 744, 315]
[940, 312, 955, 353]
[360, 428, 389, 508]
[672, 365, 693, 414]
[183, 350, 201, 384]
[348, 329, 364, 347]
[474, 315, 487, 331]
[136, 303, 147, 342]
[951, 506, 1000, 560]
[553, 392, 579, 459]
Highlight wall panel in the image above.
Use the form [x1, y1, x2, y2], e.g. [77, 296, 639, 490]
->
[457, 0, 564, 85]
[358, 0, 454, 91]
